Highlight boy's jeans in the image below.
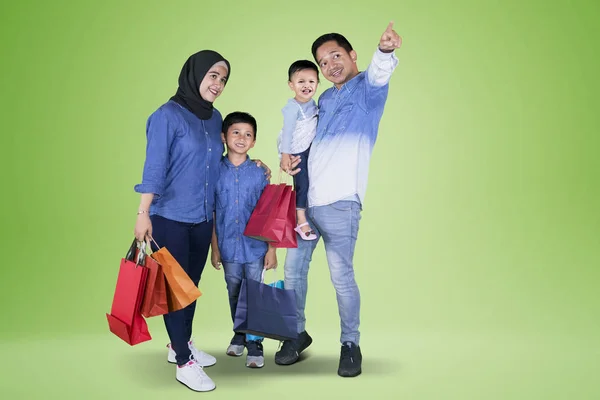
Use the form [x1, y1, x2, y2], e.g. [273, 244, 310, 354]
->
[283, 200, 362, 345]
[222, 257, 264, 343]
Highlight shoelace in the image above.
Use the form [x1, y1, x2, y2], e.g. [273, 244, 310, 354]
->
[188, 356, 206, 373]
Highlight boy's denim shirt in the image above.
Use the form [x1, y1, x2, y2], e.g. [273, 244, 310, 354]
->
[134, 100, 224, 223]
[215, 155, 268, 264]
[307, 49, 398, 207]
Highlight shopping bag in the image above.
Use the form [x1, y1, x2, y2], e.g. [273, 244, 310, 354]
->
[233, 269, 298, 341]
[244, 183, 291, 242]
[149, 238, 202, 312]
[271, 186, 297, 248]
[246, 271, 286, 341]
[106, 238, 152, 346]
[138, 241, 169, 318]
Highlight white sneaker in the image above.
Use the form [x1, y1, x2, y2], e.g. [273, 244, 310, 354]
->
[176, 358, 215, 392]
[167, 340, 217, 367]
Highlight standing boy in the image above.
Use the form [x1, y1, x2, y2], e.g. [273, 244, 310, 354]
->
[210, 111, 278, 369]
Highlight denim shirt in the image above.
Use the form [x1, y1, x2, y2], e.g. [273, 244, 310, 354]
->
[215, 156, 268, 264]
[134, 100, 224, 223]
[307, 49, 399, 207]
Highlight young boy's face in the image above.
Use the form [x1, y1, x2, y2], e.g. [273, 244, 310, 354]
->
[221, 122, 256, 155]
[288, 69, 319, 103]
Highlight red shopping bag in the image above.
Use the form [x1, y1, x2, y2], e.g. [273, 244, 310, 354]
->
[244, 183, 291, 242]
[106, 239, 152, 346]
[271, 186, 297, 248]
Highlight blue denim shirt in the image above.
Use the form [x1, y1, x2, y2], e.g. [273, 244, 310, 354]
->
[215, 156, 268, 264]
[134, 100, 224, 223]
[307, 49, 398, 207]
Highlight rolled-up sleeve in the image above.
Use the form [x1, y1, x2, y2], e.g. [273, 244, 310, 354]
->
[365, 48, 399, 87]
[134, 108, 175, 197]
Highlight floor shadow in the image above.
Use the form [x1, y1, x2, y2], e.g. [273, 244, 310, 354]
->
[120, 347, 401, 388]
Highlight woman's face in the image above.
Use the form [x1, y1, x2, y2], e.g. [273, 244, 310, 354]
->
[199, 63, 228, 102]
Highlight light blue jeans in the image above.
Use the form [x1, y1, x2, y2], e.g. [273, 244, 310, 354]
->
[222, 257, 264, 343]
[283, 200, 362, 345]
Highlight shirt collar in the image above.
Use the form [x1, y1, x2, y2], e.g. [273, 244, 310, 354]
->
[222, 154, 251, 169]
[332, 71, 364, 96]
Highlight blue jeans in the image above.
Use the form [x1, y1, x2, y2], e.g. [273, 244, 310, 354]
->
[293, 147, 310, 210]
[150, 215, 213, 366]
[283, 200, 362, 345]
[222, 257, 265, 343]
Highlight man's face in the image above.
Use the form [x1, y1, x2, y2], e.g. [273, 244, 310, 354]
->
[315, 40, 358, 88]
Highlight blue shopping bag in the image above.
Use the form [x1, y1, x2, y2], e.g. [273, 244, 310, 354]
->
[233, 269, 298, 341]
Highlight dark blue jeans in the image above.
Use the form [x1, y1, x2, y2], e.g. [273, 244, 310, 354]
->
[150, 214, 213, 366]
[293, 147, 310, 210]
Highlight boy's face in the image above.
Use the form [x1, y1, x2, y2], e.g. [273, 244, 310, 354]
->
[221, 122, 256, 155]
[288, 69, 319, 102]
[315, 40, 359, 87]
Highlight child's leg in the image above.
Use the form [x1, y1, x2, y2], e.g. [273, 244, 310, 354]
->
[243, 258, 266, 368]
[293, 148, 316, 240]
[221, 261, 246, 352]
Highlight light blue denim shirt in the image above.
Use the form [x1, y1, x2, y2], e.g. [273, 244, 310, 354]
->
[307, 49, 399, 207]
[215, 155, 268, 264]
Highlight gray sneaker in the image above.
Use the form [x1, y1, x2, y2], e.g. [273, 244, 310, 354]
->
[245, 340, 264, 368]
[226, 343, 245, 357]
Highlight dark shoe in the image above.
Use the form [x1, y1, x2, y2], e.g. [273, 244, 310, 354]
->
[338, 341, 362, 377]
[274, 331, 313, 365]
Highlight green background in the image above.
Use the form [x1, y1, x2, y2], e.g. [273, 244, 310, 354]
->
[1, 0, 598, 398]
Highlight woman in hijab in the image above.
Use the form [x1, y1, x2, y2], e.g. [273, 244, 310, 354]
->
[132, 50, 272, 392]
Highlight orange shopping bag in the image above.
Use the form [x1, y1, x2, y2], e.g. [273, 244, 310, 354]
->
[149, 237, 202, 312]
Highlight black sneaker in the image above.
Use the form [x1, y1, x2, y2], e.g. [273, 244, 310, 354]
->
[245, 340, 264, 368]
[274, 331, 313, 365]
[338, 341, 362, 377]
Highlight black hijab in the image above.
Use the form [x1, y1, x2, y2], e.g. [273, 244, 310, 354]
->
[170, 50, 231, 120]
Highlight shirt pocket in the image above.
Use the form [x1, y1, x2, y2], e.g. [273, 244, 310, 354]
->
[245, 187, 263, 210]
[333, 102, 355, 133]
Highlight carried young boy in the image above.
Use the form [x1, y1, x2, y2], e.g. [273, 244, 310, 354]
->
[210, 111, 277, 369]
[277, 60, 320, 240]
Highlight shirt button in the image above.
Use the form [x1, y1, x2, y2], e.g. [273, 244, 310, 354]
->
[235, 200, 238, 203]
[207, 165, 209, 169]
[209, 148, 212, 151]
[235, 219, 238, 223]
[206, 182, 208, 186]
[235, 179, 238, 182]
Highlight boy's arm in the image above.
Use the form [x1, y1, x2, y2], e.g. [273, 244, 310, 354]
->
[280, 101, 299, 156]
[264, 244, 277, 270]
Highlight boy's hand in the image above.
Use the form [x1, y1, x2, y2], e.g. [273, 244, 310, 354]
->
[280, 153, 292, 172]
[264, 247, 277, 270]
[211, 248, 222, 270]
[379, 21, 402, 52]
